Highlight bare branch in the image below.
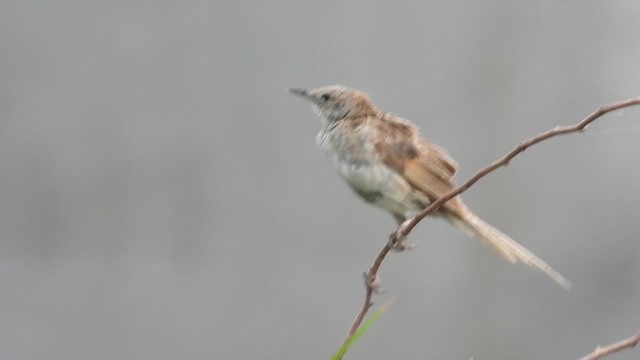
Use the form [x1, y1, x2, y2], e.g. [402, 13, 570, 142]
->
[337, 97, 640, 358]
[579, 331, 640, 360]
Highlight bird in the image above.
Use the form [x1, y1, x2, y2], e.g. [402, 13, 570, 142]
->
[288, 85, 570, 288]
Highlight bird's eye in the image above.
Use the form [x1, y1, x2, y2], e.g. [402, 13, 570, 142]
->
[321, 94, 331, 101]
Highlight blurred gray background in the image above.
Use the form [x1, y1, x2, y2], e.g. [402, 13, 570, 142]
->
[1, 1, 639, 359]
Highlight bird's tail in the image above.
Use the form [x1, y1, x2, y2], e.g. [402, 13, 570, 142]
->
[446, 207, 570, 289]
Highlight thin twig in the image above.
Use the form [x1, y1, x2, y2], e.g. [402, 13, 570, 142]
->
[338, 97, 640, 358]
[579, 331, 640, 360]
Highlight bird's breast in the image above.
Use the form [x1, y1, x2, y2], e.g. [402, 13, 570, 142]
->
[317, 122, 376, 162]
[317, 124, 420, 216]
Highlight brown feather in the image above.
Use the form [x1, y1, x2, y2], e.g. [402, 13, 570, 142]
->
[373, 113, 462, 212]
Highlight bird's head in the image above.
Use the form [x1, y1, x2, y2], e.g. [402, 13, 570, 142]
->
[288, 85, 378, 123]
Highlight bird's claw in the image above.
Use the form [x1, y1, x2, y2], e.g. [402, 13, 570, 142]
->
[388, 229, 417, 251]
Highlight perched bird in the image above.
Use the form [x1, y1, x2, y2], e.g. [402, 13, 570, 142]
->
[288, 85, 569, 288]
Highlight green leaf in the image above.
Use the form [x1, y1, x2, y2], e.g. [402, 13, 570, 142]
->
[330, 299, 394, 360]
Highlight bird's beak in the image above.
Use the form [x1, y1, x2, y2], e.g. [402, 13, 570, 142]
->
[286, 88, 310, 98]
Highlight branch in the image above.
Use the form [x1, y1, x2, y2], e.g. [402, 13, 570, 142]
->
[579, 331, 640, 360]
[338, 97, 640, 358]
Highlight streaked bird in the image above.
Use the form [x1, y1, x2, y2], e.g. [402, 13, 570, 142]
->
[288, 85, 569, 288]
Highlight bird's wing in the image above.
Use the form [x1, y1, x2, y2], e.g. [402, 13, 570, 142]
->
[375, 115, 459, 205]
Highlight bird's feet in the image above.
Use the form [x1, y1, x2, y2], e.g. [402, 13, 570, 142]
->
[388, 228, 417, 251]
